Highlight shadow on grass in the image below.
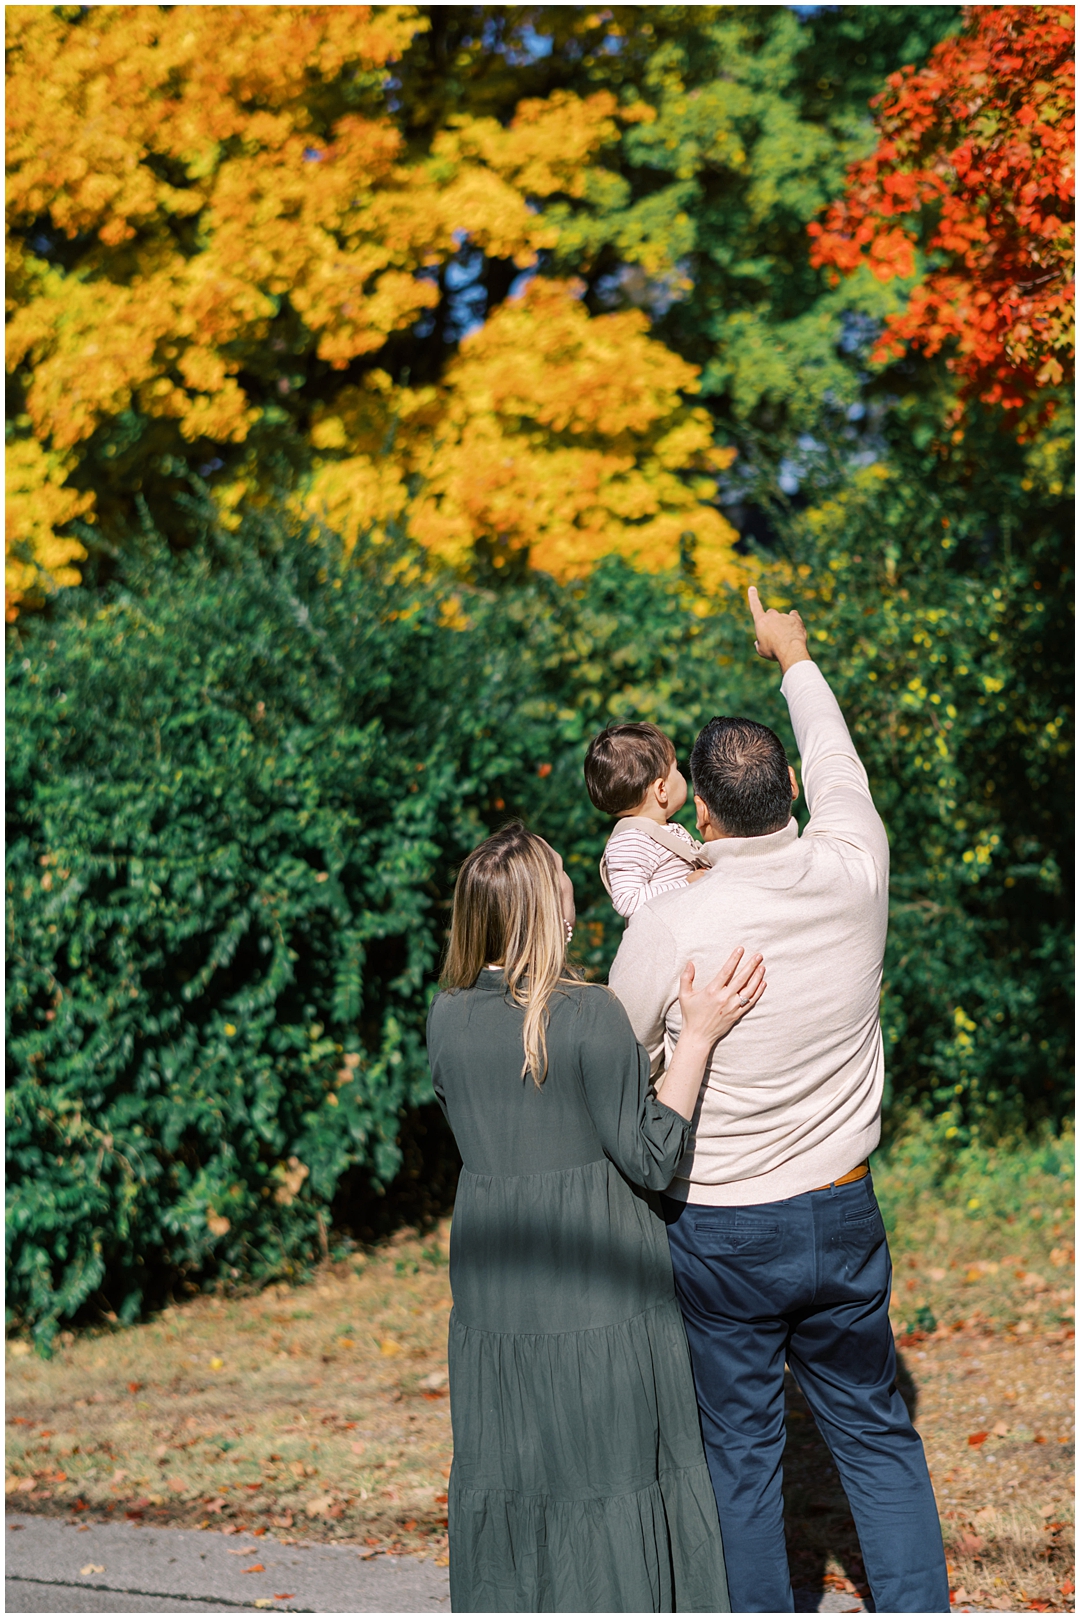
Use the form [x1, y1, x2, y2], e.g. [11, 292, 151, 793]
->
[784, 1351, 918, 1610]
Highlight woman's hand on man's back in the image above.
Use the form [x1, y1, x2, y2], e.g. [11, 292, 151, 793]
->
[678, 948, 766, 1052]
[654, 947, 766, 1119]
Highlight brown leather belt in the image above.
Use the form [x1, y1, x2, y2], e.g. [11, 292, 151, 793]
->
[811, 1161, 869, 1192]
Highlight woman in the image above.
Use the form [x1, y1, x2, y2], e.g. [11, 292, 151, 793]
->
[427, 823, 766, 1613]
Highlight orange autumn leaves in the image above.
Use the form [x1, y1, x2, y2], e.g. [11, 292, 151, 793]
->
[308, 278, 735, 581]
[810, 4, 1075, 411]
[5, 4, 739, 616]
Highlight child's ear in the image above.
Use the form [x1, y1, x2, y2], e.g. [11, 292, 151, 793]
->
[652, 775, 667, 805]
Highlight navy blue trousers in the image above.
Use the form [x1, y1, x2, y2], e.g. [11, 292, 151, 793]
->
[663, 1175, 950, 1614]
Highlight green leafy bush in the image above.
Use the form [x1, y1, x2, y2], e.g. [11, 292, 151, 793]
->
[7, 448, 1071, 1344]
[6, 519, 502, 1346]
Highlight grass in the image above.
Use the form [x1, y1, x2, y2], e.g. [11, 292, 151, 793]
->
[6, 1123, 1074, 1610]
[873, 1119, 1075, 1340]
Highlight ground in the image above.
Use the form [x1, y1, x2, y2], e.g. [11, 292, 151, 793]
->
[6, 1134, 1075, 1612]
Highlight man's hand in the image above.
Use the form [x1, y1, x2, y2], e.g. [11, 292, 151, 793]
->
[748, 586, 813, 675]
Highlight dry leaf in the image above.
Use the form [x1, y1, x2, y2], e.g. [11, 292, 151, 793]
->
[80, 1564, 105, 1576]
[242, 1563, 266, 1573]
[379, 1339, 402, 1356]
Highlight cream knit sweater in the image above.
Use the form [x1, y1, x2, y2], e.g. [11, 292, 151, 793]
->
[608, 659, 889, 1206]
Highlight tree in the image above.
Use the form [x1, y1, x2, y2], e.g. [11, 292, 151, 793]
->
[808, 5, 1075, 412]
[5, 5, 740, 613]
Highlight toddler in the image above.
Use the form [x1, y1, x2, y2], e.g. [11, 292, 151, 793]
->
[584, 722, 708, 918]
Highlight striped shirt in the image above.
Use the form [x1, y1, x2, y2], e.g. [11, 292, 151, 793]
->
[603, 820, 703, 918]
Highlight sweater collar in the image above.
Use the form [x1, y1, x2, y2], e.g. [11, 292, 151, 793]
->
[696, 818, 799, 866]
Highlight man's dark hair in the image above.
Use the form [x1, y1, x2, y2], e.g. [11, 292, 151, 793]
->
[690, 717, 792, 838]
[584, 723, 676, 816]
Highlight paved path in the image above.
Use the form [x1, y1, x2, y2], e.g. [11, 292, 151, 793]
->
[5, 1513, 450, 1613]
[5, 1512, 879, 1613]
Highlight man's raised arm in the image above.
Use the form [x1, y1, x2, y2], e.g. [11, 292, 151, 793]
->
[748, 587, 888, 866]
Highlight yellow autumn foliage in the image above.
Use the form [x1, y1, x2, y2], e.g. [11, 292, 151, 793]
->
[6, 4, 741, 613]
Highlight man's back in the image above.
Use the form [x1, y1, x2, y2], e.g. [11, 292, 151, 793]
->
[609, 659, 889, 1205]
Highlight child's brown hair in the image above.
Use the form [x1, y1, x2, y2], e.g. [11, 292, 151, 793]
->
[584, 723, 676, 816]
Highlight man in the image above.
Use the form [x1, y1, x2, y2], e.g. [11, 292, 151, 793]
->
[608, 586, 949, 1614]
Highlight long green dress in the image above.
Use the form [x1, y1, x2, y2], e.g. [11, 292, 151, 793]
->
[426, 969, 730, 1614]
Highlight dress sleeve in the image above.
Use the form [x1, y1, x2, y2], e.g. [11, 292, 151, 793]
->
[574, 988, 691, 1190]
[425, 994, 450, 1122]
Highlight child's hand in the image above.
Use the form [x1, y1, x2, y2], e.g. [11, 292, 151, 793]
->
[686, 870, 709, 884]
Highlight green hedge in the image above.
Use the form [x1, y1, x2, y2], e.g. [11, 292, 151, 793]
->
[7, 470, 1071, 1346]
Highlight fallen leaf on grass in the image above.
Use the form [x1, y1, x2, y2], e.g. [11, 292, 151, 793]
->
[379, 1340, 402, 1356]
[435, 1554, 450, 1566]
[967, 1431, 989, 1447]
[80, 1564, 105, 1576]
[403, 1519, 417, 1530]
[992, 1421, 1009, 1437]
[955, 1533, 985, 1555]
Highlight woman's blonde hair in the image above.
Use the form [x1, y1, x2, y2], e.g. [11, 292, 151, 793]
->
[441, 822, 578, 1086]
